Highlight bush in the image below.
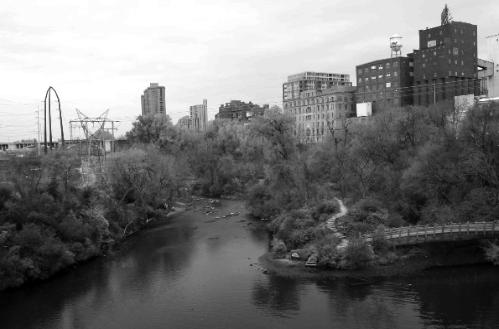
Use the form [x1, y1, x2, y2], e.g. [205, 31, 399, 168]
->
[484, 242, 499, 265]
[311, 200, 339, 222]
[247, 184, 279, 219]
[341, 238, 374, 269]
[270, 238, 287, 258]
[316, 235, 340, 267]
[371, 225, 390, 254]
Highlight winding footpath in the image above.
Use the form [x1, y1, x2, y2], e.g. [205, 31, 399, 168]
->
[326, 198, 350, 250]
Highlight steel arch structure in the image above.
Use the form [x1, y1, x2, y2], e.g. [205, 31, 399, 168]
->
[43, 86, 65, 153]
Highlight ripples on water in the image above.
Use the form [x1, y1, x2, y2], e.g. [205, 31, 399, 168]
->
[1, 200, 498, 329]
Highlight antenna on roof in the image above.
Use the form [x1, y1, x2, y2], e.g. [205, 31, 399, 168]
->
[441, 4, 453, 25]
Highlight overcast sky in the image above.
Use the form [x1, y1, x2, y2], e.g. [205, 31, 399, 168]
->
[0, 0, 498, 141]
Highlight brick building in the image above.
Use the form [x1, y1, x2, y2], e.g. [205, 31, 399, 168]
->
[412, 21, 478, 106]
[215, 100, 268, 121]
[283, 85, 356, 143]
[282, 71, 354, 143]
[355, 55, 414, 111]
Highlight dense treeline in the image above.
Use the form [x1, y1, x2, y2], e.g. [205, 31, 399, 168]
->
[120, 104, 499, 267]
[0, 143, 186, 290]
[2, 103, 499, 289]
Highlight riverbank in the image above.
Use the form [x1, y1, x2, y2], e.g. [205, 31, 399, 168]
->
[259, 239, 494, 280]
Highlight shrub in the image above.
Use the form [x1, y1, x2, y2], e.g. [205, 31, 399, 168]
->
[270, 238, 287, 258]
[311, 200, 339, 222]
[316, 234, 341, 267]
[341, 238, 374, 269]
[247, 184, 279, 219]
[484, 242, 499, 265]
[371, 225, 390, 254]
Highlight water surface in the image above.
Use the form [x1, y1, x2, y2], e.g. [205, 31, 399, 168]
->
[1, 200, 499, 329]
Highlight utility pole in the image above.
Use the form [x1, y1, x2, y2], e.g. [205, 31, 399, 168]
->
[433, 82, 436, 104]
[36, 106, 41, 156]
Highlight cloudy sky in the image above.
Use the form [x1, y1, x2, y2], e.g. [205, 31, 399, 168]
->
[0, 0, 498, 141]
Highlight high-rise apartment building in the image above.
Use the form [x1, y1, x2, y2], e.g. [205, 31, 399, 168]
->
[190, 99, 208, 132]
[283, 72, 355, 143]
[412, 21, 478, 106]
[141, 83, 166, 116]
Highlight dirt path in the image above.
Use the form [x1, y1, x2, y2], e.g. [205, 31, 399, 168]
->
[326, 198, 349, 250]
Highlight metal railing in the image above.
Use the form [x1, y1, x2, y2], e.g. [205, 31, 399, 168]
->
[365, 221, 499, 245]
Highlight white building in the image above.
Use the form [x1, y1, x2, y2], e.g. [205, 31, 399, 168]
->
[484, 34, 499, 98]
[190, 99, 208, 132]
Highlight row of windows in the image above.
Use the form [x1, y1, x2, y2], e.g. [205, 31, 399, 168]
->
[357, 82, 401, 91]
[358, 71, 402, 83]
[358, 61, 401, 75]
[420, 59, 466, 68]
[284, 95, 352, 108]
[288, 102, 352, 114]
[296, 111, 345, 122]
[426, 28, 475, 38]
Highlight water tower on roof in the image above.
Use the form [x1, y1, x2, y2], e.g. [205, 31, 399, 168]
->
[390, 34, 403, 58]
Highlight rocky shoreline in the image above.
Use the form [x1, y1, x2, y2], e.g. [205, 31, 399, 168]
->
[258, 239, 494, 280]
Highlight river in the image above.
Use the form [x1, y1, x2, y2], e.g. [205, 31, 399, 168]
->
[1, 199, 499, 329]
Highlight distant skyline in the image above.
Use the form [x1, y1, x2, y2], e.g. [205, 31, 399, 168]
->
[1, 0, 498, 141]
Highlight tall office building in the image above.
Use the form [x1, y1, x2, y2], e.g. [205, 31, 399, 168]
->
[190, 99, 208, 132]
[283, 72, 355, 143]
[412, 20, 478, 106]
[141, 83, 166, 116]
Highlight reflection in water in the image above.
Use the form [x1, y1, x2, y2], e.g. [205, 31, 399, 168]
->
[1, 200, 499, 329]
[252, 276, 301, 313]
[409, 266, 499, 328]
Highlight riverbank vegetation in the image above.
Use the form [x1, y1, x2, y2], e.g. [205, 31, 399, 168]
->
[0, 144, 187, 290]
[123, 103, 499, 269]
[2, 102, 499, 289]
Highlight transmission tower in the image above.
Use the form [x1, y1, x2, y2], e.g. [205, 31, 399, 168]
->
[69, 109, 119, 158]
[68, 109, 119, 185]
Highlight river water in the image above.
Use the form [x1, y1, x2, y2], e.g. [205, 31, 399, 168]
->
[1, 200, 499, 329]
